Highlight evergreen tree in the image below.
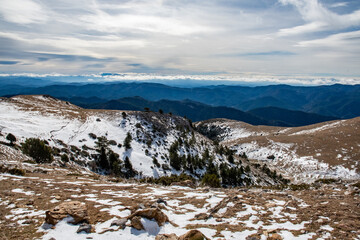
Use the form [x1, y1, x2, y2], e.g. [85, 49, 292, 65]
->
[124, 156, 135, 178]
[123, 132, 132, 150]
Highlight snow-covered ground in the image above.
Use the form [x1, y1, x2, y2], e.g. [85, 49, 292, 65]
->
[2, 170, 358, 240]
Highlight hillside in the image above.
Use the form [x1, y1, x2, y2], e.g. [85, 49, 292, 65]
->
[0, 95, 282, 186]
[196, 117, 360, 183]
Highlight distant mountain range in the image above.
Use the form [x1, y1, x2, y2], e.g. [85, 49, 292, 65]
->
[1, 77, 359, 122]
[59, 96, 337, 127]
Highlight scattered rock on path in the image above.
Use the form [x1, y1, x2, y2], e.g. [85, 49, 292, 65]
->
[110, 218, 127, 229]
[76, 223, 92, 233]
[131, 216, 144, 230]
[267, 233, 283, 240]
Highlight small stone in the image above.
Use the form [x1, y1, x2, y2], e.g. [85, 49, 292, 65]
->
[157, 198, 167, 206]
[267, 233, 283, 240]
[110, 218, 127, 229]
[131, 216, 144, 230]
[76, 223, 92, 233]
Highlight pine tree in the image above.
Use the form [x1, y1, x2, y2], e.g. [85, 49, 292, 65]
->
[123, 132, 132, 150]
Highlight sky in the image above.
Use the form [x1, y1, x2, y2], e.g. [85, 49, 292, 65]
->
[0, 0, 360, 81]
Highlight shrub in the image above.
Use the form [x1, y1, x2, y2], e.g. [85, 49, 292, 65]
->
[22, 138, 53, 163]
[315, 178, 337, 184]
[153, 157, 160, 168]
[141, 173, 194, 186]
[122, 112, 127, 119]
[123, 132, 132, 150]
[124, 156, 136, 178]
[0, 165, 25, 176]
[88, 133, 97, 140]
[108, 140, 117, 146]
[6, 133, 16, 145]
[201, 173, 221, 188]
[61, 154, 69, 162]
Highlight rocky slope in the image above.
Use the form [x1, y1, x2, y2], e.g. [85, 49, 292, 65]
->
[0, 95, 281, 186]
[196, 117, 360, 183]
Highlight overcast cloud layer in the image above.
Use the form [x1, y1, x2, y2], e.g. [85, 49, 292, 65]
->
[0, 0, 359, 80]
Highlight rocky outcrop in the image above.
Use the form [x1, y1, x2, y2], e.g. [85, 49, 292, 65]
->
[45, 201, 88, 225]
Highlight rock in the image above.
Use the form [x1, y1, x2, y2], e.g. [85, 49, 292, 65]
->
[45, 201, 88, 225]
[129, 208, 169, 226]
[267, 233, 283, 240]
[155, 233, 178, 240]
[22, 219, 34, 225]
[131, 216, 144, 230]
[110, 218, 127, 229]
[26, 199, 34, 205]
[178, 230, 209, 240]
[157, 198, 167, 206]
[265, 203, 276, 209]
[246, 237, 260, 240]
[171, 180, 196, 188]
[77, 223, 92, 233]
[194, 213, 208, 220]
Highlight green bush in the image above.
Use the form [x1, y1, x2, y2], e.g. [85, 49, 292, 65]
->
[61, 154, 69, 162]
[201, 173, 221, 188]
[22, 138, 53, 163]
[141, 173, 195, 186]
[123, 132, 132, 150]
[6, 133, 16, 145]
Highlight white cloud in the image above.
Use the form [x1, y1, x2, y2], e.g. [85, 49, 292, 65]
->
[79, 12, 212, 36]
[0, 0, 48, 24]
[330, 2, 348, 8]
[297, 30, 360, 48]
[278, 0, 360, 35]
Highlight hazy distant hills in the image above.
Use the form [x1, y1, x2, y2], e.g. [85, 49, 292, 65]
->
[58, 96, 336, 127]
[1, 78, 360, 120]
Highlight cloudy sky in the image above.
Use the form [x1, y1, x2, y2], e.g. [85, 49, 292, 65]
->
[0, 0, 360, 78]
